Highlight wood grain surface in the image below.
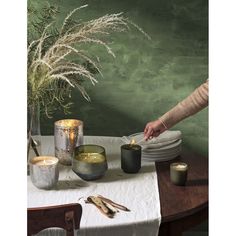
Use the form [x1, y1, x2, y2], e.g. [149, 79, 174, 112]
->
[156, 148, 208, 223]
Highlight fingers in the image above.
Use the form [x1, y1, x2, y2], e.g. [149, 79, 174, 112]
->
[144, 120, 163, 140]
[152, 129, 161, 137]
[144, 125, 149, 135]
[146, 129, 161, 140]
[146, 135, 153, 140]
[144, 122, 151, 134]
[144, 126, 154, 140]
[144, 119, 168, 141]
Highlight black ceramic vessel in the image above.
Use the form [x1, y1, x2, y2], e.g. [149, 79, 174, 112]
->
[121, 144, 141, 173]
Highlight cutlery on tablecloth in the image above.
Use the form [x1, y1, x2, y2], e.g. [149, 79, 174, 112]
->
[85, 195, 130, 218]
[97, 195, 130, 211]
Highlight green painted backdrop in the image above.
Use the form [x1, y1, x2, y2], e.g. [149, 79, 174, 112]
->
[32, 0, 208, 156]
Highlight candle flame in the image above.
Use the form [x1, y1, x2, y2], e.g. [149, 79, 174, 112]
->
[67, 120, 75, 126]
[130, 139, 136, 145]
[69, 132, 75, 144]
[43, 159, 46, 165]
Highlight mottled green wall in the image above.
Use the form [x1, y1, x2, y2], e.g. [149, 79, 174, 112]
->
[35, 0, 208, 156]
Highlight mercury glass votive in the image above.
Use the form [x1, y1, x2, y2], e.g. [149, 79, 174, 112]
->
[54, 119, 83, 165]
[121, 144, 142, 173]
[72, 145, 108, 181]
[170, 162, 188, 186]
[30, 156, 59, 190]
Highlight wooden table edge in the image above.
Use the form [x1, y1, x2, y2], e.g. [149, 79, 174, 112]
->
[155, 149, 209, 236]
[161, 201, 208, 223]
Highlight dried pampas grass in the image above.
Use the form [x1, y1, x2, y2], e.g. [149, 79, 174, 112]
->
[27, 4, 150, 117]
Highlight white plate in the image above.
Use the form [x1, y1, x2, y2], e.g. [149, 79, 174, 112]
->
[143, 143, 182, 154]
[142, 139, 182, 151]
[126, 131, 182, 146]
[142, 148, 181, 159]
[143, 157, 177, 162]
[142, 152, 181, 162]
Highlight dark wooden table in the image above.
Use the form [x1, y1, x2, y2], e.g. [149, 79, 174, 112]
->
[155, 149, 208, 236]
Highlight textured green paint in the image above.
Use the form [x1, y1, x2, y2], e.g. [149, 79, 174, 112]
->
[34, 0, 208, 156]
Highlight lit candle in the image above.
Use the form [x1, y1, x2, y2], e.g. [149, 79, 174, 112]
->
[130, 139, 135, 145]
[30, 156, 59, 190]
[69, 131, 75, 145]
[54, 119, 83, 165]
[76, 153, 106, 163]
[121, 139, 142, 173]
[170, 162, 188, 186]
[34, 159, 57, 166]
[72, 145, 108, 181]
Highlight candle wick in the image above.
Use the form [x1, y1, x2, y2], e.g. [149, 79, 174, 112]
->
[130, 139, 136, 146]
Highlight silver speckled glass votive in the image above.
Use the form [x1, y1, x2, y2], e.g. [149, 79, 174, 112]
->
[30, 156, 59, 190]
[54, 119, 83, 165]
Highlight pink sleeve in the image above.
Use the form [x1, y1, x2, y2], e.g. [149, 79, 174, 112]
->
[159, 80, 209, 129]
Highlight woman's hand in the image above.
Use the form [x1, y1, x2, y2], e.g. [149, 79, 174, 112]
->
[144, 119, 167, 140]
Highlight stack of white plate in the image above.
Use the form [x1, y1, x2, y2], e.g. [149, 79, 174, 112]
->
[142, 139, 182, 162]
[121, 131, 182, 162]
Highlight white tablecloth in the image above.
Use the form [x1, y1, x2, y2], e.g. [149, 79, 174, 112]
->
[28, 136, 161, 236]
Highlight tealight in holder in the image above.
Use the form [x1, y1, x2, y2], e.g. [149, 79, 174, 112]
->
[30, 156, 59, 190]
[170, 162, 188, 186]
[121, 140, 142, 173]
[54, 119, 83, 165]
[72, 144, 108, 181]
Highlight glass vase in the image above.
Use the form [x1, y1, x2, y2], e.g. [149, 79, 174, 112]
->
[27, 103, 42, 165]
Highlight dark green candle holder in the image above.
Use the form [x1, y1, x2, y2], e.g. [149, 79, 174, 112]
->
[121, 144, 141, 173]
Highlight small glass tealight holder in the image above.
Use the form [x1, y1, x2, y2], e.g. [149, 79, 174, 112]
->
[170, 162, 188, 186]
[30, 156, 59, 190]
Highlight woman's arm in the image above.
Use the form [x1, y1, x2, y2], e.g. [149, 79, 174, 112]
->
[144, 80, 209, 139]
[159, 80, 208, 129]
